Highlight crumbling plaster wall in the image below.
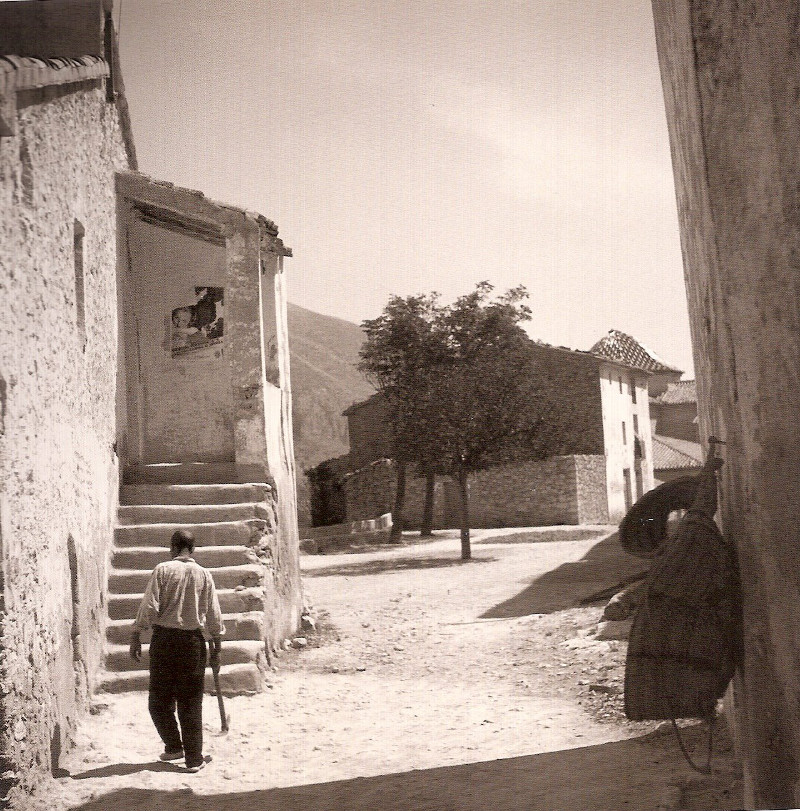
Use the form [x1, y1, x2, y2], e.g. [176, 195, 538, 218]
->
[0, 82, 127, 793]
[651, 2, 800, 806]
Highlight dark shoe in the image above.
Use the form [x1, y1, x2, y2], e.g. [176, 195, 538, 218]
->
[159, 748, 184, 762]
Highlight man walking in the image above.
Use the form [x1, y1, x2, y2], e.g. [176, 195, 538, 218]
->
[130, 529, 223, 772]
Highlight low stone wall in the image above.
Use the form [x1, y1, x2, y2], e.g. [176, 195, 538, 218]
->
[299, 513, 393, 553]
[454, 457, 586, 528]
[343, 455, 609, 529]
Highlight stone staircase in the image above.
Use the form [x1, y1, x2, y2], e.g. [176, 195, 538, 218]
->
[97, 465, 275, 696]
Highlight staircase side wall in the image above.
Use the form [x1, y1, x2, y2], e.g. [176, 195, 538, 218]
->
[0, 82, 127, 794]
[260, 250, 302, 652]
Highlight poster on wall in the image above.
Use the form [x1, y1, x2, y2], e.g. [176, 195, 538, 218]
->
[171, 286, 224, 357]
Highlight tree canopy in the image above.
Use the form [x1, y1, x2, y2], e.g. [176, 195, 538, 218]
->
[359, 282, 566, 558]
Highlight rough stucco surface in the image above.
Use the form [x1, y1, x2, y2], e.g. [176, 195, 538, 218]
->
[651, 2, 800, 806]
[262, 257, 302, 639]
[598, 366, 654, 522]
[0, 82, 127, 797]
[115, 173, 303, 664]
[125, 219, 232, 463]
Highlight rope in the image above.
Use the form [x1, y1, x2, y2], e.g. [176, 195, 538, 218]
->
[669, 712, 715, 775]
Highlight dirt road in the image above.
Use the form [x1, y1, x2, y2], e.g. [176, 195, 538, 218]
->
[38, 528, 742, 811]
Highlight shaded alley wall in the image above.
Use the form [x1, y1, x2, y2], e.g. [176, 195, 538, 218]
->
[0, 78, 128, 792]
[652, 2, 800, 806]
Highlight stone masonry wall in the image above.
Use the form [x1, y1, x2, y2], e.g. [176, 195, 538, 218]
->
[573, 455, 610, 525]
[0, 81, 128, 795]
[345, 456, 608, 529]
[458, 457, 601, 528]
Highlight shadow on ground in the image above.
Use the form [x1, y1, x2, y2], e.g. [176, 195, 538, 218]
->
[474, 528, 610, 545]
[63, 761, 185, 779]
[481, 532, 648, 618]
[64, 727, 742, 811]
[304, 555, 497, 578]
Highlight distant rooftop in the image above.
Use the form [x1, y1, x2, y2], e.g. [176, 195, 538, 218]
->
[590, 330, 683, 374]
[652, 379, 697, 405]
[652, 434, 703, 472]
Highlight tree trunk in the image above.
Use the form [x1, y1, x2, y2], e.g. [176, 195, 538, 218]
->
[420, 470, 435, 537]
[390, 459, 406, 543]
[456, 469, 470, 560]
[652, 3, 800, 806]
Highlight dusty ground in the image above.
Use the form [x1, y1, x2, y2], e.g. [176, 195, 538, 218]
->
[32, 527, 742, 811]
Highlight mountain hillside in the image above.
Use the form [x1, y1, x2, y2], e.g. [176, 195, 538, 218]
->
[287, 303, 375, 523]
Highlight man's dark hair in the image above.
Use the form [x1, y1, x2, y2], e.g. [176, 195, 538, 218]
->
[170, 529, 195, 553]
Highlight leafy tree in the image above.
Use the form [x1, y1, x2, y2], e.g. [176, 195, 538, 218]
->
[403, 283, 559, 559]
[358, 294, 443, 541]
[360, 282, 563, 558]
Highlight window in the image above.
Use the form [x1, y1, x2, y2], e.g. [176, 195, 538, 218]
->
[621, 421, 627, 445]
[631, 378, 637, 403]
[74, 219, 86, 350]
[633, 414, 639, 435]
[619, 376, 623, 393]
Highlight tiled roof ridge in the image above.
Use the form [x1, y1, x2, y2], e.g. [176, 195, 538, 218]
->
[652, 434, 703, 470]
[532, 338, 653, 373]
[590, 329, 683, 374]
[0, 54, 108, 94]
[653, 379, 697, 404]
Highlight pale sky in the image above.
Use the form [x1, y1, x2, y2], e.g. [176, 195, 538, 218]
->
[118, 0, 695, 376]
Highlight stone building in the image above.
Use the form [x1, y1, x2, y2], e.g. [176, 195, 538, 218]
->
[590, 328, 683, 398]
[590, 329, 701, 486]
[327, 339, 655, 529]
[0, 1, 301, 801]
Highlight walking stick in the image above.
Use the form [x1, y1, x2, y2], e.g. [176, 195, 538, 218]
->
[211, 658, 230, 734]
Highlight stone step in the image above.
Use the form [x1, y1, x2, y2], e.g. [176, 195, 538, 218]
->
[111, 545, 257, 570]
[104, 640, 266, 673]
[106, 612, 265, 645]
[123, 463, 266, 486]
[114, 520, 266, 548]
[108, 587, 265, 621]
[120, 483, 271, 506]
[117, 502, 269, 525]
[96, 662, 264, 696]
[108, 564, 263, 595]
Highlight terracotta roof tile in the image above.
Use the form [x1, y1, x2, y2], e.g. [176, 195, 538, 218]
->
[653, 379, 697, 405]
[652, 434, 703, 471]
[590, 329, 683, 374]
[0, 54, 108, 95]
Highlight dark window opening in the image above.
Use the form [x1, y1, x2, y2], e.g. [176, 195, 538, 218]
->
[20, 137, 33, 206]
[74, 220, 86, 351]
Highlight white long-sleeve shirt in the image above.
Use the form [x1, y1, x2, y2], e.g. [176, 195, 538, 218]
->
[133, 554, 224, 638]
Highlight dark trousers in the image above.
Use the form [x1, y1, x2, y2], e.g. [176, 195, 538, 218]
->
[148, 625, 207, 767]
